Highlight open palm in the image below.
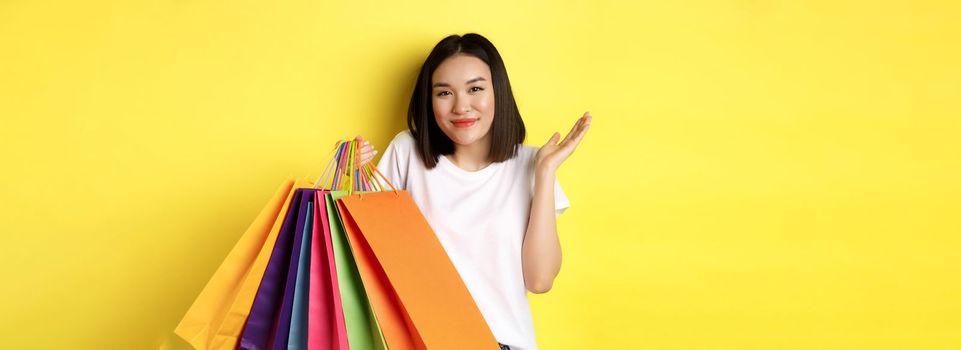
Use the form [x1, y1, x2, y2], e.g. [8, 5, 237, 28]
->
[535, 112, 592, 173]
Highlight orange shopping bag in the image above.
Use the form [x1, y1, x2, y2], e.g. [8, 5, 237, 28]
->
[330, 139, 498, 349]
[336, 197, 422, 350]
[338, 191, 498, 349]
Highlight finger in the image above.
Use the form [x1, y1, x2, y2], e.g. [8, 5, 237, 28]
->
[574, 113, 591, 138]
[543, 132, 561, 147]
[561, 114, 590, 145]
[560, 118, 582, 145]
[361, 150, 377, 164]
[560, 119, 585, 146]
[569, 116, 591, 144]
[576, 114, 591, 138]
[360, 150, 375, 163]
[559, 118, 591, 153]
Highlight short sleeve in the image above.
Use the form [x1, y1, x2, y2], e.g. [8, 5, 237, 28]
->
[554, 178, 571, 216]
[375, 131, 411, 190]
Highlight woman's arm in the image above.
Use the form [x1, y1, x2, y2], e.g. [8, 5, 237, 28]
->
[522, 169, 563, 294]
[522, 112, 592, 294]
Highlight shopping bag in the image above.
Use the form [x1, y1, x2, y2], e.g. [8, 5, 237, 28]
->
[273, 190, 316, 350]
[338, 190, 500, 349]
[336, 197, 421, 350]
[173, 178, 298, 350]
[212, 179, 316, 350]
[287, 197, 315, 350]
[323, 137, 496, 349]
[326, 191, 389, 350]
[307, 190, 346, 350]
[238, 189, 309, 349]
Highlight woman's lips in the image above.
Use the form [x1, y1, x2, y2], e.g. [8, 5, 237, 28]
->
[451, 119, 477, 128]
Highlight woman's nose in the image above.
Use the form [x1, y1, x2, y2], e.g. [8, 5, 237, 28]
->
[453, 97, 471, 114]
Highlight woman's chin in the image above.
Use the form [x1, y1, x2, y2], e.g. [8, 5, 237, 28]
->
[450, 137, 475, 146]
[448, 134, 480, 146]
[443, 128, 490, 147]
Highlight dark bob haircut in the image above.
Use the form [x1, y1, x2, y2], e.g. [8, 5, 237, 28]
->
[407, 33, 526, 169]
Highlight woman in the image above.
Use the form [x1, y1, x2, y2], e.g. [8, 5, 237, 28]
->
[355, 33, 590, 350]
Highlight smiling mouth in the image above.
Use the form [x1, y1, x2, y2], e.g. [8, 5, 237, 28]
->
[451, 119, 478, 128]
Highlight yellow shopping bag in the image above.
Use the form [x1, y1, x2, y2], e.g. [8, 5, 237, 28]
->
[174, 178, 311, 349]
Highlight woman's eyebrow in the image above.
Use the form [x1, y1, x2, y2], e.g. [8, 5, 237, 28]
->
[432, 76, 487, 88]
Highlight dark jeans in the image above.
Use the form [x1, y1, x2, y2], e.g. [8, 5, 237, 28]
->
[498, 343, 511, 350]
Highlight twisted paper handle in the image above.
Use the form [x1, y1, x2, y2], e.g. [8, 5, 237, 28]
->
[313, 139, 397, 195]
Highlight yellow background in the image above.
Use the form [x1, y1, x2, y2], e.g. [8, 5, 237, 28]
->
[1, 0, 959, 349]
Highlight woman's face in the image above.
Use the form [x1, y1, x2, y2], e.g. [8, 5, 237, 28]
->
[431, 54, 495, 147]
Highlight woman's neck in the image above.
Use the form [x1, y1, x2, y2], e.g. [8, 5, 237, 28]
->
[448, 134, 492, 172]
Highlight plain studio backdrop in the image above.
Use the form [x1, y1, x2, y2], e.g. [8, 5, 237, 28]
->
[1, 1, 959, 349]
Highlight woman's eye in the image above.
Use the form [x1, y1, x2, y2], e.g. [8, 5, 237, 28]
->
[470, 86, 484, 92]
[436, 91, 451, 97]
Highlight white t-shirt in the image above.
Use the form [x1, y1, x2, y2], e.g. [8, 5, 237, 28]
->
[376, 130, 570, 350]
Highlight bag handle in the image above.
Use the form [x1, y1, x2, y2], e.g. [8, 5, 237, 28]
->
[314, 139, 398, 196]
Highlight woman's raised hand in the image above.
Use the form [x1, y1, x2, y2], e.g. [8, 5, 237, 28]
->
[535, 111, 592, 174]
[355, 135, 378, 165]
